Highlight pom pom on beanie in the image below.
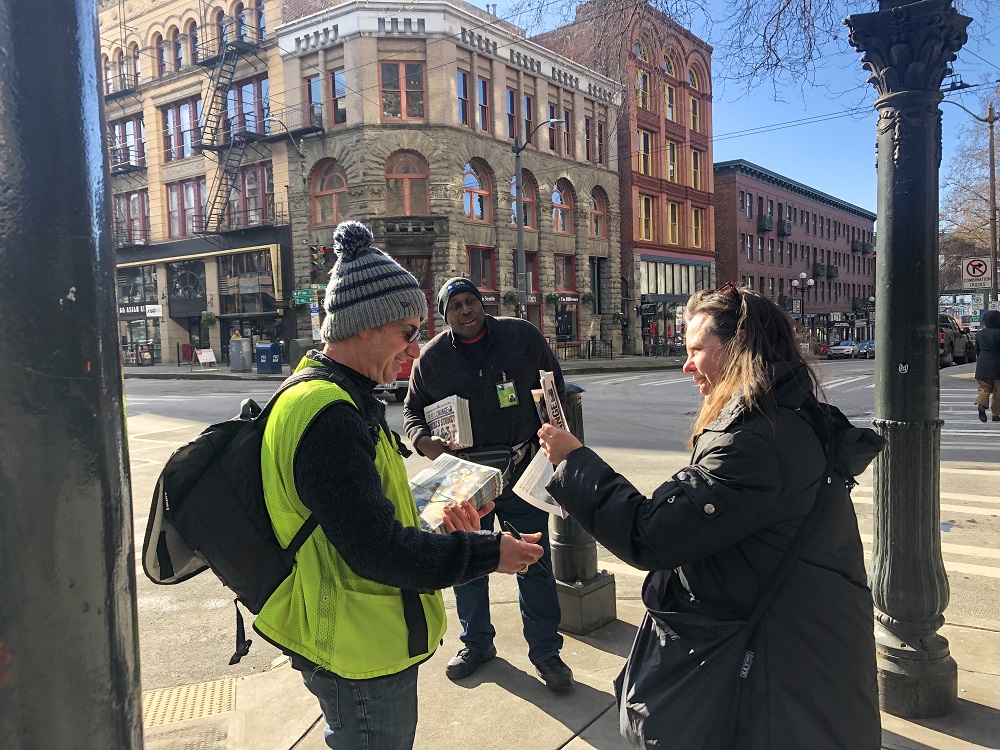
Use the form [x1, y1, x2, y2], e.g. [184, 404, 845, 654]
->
[331, 220, 375, 260]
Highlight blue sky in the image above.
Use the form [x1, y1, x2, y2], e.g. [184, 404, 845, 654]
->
[488, 1, 1000, 215]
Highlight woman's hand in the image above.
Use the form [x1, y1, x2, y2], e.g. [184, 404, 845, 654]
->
[440, 499, 496, 533]
[496, 532, 543, 574]
[538, 424, 583, 466]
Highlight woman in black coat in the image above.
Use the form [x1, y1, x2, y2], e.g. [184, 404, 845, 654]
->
[974, 309, 1000, 422]
[538, 286, 883, 750]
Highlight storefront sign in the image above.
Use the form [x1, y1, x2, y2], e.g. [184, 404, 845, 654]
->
[480, 293, 499, 304]
[118, 304, 146, 316]
[557, 295, 579, 303]
[145, 305, 163, 317]
[830, 312, 843, 322]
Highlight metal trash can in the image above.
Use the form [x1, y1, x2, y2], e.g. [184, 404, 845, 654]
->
[230, 337, 252, 373]
[288, 338, 314, 368]
[256, 342, 282, 375]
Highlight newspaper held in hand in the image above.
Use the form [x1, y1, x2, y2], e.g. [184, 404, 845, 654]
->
[423, 395, 473, 449]
[513, 370, 568, 518]
[409, 454, 503, 534]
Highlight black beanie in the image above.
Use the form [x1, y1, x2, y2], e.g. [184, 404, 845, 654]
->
[437, 277, 483, 317]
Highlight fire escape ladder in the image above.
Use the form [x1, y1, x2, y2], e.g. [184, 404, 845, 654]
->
[203, 138, 247, 233]
[200, 43, 241, 149]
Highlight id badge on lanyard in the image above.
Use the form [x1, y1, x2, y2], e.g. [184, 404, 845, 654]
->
[496, 371, 519, 408]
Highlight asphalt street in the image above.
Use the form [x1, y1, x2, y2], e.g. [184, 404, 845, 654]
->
[123, 357, 999, 692]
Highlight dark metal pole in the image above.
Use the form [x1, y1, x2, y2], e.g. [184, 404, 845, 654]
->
[846, 0, 971, 719]
[990, 104, 997, 307]
[514, 138, 527, 319]
[0, 0, 143, 745]
[551, 383, 616, 635]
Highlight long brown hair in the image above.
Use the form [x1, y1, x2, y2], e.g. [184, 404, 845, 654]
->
[687, 285, 820, 441]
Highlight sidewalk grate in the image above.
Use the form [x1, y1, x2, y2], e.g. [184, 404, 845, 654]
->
[142, 678, 237, 728]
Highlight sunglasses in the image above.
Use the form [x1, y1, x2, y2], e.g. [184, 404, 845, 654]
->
[715, 280, 740, 296]
[398, 324, 422, 343]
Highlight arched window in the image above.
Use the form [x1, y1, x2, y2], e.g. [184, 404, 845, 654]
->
[311, 160, 348, 226]
[463, 161, 492, 223]
[385, 151, 429, 216]
[114, 50, 126, 90]
[510, 171, 537, 229]
[662, 55, 674, 76]
[589, 188, 607, 238]
[102, 55, 112, 94]
[235, 3, 248, 42]
[187, 21, 199, 64]
[170, 28, 182, 71]
[129, 43, 141, 85]
[255, 0, 266, 39]
[552, 179, 574, 235]
[633, 40, 648, 62]
[215, 10, 228, 47]
[152, 34, 166, 77]
[688, 68, 699, 90]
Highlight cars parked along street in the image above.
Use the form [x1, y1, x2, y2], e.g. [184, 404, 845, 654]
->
[828, 340, 859, 359]
[856, 340, 875, 359]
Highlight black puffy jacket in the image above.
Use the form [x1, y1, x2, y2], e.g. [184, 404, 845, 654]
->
[975, 310, 1000, 381]
[547, 363, 882, 750]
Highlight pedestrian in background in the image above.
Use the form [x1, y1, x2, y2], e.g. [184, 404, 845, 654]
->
[403, 277, 574, 691]
[256, 222, 543, 750]
[538, 284, 883, 749]
[974, 309, 1000, 422]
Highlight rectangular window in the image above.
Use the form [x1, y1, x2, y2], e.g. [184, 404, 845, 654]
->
[665, 85, 675, 121]
[691, 150, 702, 190]
[584, 116, 592, 161]
[523, 93, 534, 144]
[332, 68, 347, 125]
[161, 97, 201, 162]
[638, 194, 654, 241]
[477, 78, 490, 132]
[667, 202, 679, 244]
[563, 108, 572, 155]
[225, 76, 268, 137]
[380, 62, 425, 120]
[166, 176, 207, 237]
[465, 246, 495, 289]
[778, 240, 784, 265]
[512, 250, 539, 292]
[690, 97, 700, 132]
[506, 88, 517, 138]
[768, 239, 775, 264]
[112, 188, 150, 245]
[457, 70, 470, 126]
[767, 199, 774, 217]
[108, 114, 145, 169]
[596, 121, 605, 165]
[746, 192, 753, 219]
[758, 236, 764, 263]
[746, 234, 753, 261]
[637, 129, 652, 175]
[554, 254, 575, 290]
[666, 140, 677, 182]
[740, 191, 745, 209]
[636, 71, 650, 110]
[692, 208, 703, 248]
[548, 103, 558, 150]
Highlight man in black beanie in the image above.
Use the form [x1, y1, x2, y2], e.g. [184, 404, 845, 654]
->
[403, 277, 574, 691]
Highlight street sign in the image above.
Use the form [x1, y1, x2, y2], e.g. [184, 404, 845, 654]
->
[973, 293, 986, 309]
[791, 298, 801, 314]
[991, 301, 1000, 312]
[962, 256, 993, 290]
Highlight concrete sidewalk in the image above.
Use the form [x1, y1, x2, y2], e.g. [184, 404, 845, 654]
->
[123, 353, 685, 382]
[142, 564, 1000, 749]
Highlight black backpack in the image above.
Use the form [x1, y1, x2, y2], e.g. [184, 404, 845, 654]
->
[141, 364, 380, 663]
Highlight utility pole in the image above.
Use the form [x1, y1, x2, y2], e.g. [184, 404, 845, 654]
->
[846, 0, 971, 719]
[0, 0, 144, 745]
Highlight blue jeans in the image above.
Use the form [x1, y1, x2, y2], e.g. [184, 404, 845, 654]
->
[298, 663, 419, 750]
[453, 493, 563, 664]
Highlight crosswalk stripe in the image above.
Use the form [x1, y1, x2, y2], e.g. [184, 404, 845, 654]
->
[852, 496, 999, 517]
[852, 488, 999, 506]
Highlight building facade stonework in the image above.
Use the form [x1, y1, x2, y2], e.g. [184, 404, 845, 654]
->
[714, 160, 877, 345]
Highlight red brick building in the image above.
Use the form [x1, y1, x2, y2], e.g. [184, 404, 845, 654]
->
[714, 160, 877, 344]
[535, 3, 714, 355]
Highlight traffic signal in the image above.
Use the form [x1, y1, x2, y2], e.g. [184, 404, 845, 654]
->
[310, 245, 327, 284]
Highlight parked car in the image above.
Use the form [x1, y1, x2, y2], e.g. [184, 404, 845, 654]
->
[828, 340, 859, 359]
[856, 340, 875, 359]
[939, 314, 975, 366]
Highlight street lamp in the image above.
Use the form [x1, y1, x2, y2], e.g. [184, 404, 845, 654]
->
[791, 271, 815, 341]
[261, 114, 307, 187]
[941, 99, 998, 307]
[514, 117, 563, 319]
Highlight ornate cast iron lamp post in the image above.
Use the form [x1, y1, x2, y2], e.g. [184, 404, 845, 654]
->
[846, 0, 972, 718]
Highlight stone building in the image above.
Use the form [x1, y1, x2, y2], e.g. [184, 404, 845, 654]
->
[714, 160, 877, 344]
[277, 0, 621, 351]
[532, 2, 715, 355]
[98, 0, 621, 365]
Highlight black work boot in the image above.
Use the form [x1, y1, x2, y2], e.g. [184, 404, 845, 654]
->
[534, 654, 574, 690]
[979, 405, 988, 423]
[445, 646, 497, 680]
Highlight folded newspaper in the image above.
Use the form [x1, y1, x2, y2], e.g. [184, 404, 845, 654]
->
[513, 370, 568, 518]
[423, 395, 473, 449]
[409, 454, 503, 533]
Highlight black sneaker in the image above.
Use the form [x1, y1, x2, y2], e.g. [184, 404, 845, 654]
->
[979, 405, 988, 423]
[993, 416, 1000, 422]
[534, 654, 574, 691]
[445, 646, 497, 680]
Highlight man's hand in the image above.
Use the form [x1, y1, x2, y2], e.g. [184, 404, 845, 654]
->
[538, 423, 583, 466]
[496, 532, 543, 574]
[416, 435, 459, 461]
[440, 499, 496, 533]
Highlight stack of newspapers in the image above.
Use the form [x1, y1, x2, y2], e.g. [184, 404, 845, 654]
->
[512, 370, 568, 518]
[423, 395, 473, 448]
[409, 454, 503, 534]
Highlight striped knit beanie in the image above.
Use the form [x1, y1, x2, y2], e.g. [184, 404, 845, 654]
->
[321, 221, 427, 342]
